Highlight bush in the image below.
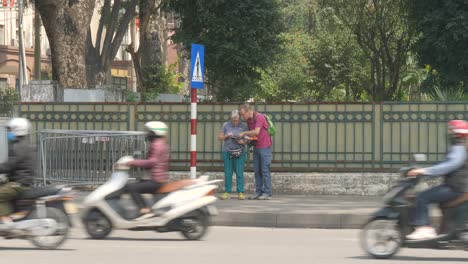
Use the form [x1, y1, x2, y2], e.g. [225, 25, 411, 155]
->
[0, 88, 19, 116]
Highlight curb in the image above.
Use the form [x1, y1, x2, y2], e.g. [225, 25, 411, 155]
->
[213, 212, 370, 229]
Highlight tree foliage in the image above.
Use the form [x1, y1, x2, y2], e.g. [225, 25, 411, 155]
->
[410, 0, 468, 90]
[324, 0, 418, 102]
[141, 63, 184, 101]
[168, 0, 284, 101]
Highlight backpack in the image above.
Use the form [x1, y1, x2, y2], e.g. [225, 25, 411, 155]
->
[263, 114, 277, 137]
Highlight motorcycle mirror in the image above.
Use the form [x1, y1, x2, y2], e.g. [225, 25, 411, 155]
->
[413, 154, 427, 162]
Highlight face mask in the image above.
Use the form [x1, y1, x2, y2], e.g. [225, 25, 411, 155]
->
[7, 132, 16, 141]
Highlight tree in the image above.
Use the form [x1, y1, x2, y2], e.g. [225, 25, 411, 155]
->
[410, 0, 468, 89]
[127, 0, 169, 93]
[307, 6, 370, 101]
[325, 0, 418, 101]
[33, 0, 96, 88]
[86, 0, 138, 86]
[256, 33, 312, 102]
[168, 0, 284, 101]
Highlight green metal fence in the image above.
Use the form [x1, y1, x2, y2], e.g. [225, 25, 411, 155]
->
[15, 102, 468, 172]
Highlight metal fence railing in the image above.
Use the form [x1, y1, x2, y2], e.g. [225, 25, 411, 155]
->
[38, 130, 147, 185]
[0, 122, 8, 163]
[15, 102, 468, 173]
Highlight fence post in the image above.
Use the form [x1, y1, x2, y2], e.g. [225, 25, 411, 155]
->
[372, 103, 383, 169]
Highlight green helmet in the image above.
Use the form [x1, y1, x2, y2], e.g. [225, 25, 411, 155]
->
[144, 121, 168, 136]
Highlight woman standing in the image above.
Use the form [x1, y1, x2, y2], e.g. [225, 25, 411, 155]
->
[218, 110, 248, 200]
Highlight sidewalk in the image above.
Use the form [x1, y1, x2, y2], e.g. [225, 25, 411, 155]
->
[212, 195, 382, 229]
[72, 192, 387, 229]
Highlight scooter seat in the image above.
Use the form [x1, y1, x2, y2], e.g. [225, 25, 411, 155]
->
[441, 193, 468, 208]
[156, 179, 197, 194]
[17, 186, 61, 200]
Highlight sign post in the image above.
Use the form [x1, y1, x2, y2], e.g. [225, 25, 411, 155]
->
[189, 44, 204, 179]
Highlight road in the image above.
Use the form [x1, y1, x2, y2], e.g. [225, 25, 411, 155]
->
[1, 227, 467, 264]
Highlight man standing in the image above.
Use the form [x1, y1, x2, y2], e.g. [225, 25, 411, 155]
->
[238, 104, 273, 200]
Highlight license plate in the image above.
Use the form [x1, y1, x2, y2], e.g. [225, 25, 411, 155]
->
[64, 202, 78, 214]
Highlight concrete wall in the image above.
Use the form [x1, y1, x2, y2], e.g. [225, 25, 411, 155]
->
[168, 171, 442, 196]
[22, 80, 63, 102]
[21, 81, 125, 102]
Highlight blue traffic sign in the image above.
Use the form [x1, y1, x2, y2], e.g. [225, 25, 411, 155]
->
[190, 44, 205, 89]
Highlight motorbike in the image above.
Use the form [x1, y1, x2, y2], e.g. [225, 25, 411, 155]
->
[81, 156, 221, 240]
[0, 183, 74, 249]
[361, 155, 468, 259]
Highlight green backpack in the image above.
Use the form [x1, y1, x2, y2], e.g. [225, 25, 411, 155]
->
[263, 114, 277, 136]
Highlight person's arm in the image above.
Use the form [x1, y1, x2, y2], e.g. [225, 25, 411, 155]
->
[236, 123, 249, 145]
[240, 127, 261, 137]
[408, 145, 466, 177]
[128, 143, 158, 169]
[239, 114, 263, 137]
[218, 123, 232, 141]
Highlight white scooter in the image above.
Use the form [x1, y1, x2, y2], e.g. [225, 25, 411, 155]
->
[81, 156, 221, 240]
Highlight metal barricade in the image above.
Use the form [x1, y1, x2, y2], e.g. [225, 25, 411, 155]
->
[0, 123, 7, 163]
[38, 130, 147, 185]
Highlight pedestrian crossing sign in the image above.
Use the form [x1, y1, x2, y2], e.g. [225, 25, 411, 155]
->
[190, 44, 205, 89]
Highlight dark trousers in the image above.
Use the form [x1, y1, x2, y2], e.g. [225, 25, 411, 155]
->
[126, 180, 163, 210]
[410, 184, 460, 226]
[0, 182, 26, 216]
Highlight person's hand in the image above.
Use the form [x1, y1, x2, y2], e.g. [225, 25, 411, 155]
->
[407, 168, 425, 177]
[226, 132, 233, 138]
[238, 132, 245, 138]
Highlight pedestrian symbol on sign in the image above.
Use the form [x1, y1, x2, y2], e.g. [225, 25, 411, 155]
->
[192, 52, 203, 82]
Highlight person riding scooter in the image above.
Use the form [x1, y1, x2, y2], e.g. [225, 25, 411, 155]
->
[125, 121, 170, 220]
[0, 117, 36, 226]
[406, 119, 468, 240]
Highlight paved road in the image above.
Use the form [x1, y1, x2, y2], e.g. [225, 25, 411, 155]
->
[2, 227, 467, 264]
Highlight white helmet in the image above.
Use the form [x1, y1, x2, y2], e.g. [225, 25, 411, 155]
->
[144, 121, 168, 137]
[7, 117, 31, 136]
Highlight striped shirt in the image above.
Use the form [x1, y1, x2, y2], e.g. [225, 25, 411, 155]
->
[128, 138, 170, 183]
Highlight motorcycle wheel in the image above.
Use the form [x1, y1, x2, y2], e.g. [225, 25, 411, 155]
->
[180, 210, 209, 240]
[83, 210, 113, 239]
[29, 207, 70, 250]
[360, 218, 402, 259]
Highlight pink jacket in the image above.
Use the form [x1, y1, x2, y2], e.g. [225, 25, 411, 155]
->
[128, 138, 170, 183]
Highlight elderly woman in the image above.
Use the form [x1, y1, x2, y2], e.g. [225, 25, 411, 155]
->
[218, 110, 248, 200]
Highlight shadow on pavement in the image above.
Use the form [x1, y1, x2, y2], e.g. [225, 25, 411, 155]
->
[0, 246, 75, 251]
[350, 255, 468, 262]
[77, 237, 189, 242]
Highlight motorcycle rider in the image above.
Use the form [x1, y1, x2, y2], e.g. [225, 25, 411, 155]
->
[126, 121, 170, 220]
[406, 119, 468, 240]
[0, 117, 35, 226]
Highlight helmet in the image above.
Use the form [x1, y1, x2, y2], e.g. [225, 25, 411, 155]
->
[7, 117, 31, 136]
[448, 120, 468, 139]
[144, 121, 168, 137]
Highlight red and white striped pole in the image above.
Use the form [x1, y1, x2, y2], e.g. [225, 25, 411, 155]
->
[189, 44, 204, 179]
[190, 88, 197, 179]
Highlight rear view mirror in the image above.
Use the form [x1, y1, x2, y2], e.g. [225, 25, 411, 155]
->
[413, 154, 427, 162]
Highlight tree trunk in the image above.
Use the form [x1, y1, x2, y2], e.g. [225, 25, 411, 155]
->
[85, 0, 138, 87]
[131, 0, 168, 93]
[35, 0, 95, 88]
